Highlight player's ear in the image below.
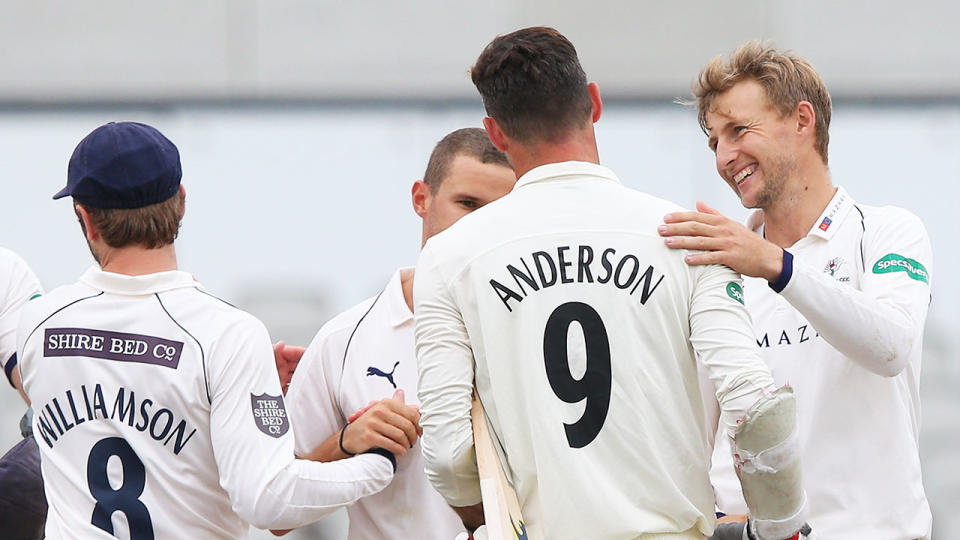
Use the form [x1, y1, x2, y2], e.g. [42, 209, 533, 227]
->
[411, 180, 430, 218]
[483, 117, 508, 152]
[74, 203, 98, 242]
[588, 82, 603, 123]
[178, 184, 186, 217]
[795, 101, 816, 139]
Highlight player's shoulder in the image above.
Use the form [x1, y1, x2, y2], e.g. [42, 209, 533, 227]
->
[853, 202, 930, 252]
[856, 202, 926, 230]
[310, 292, 383, 347]
[0, 246, 26, 270]
[625, 189, 689, 215]
[0, 247, 39, 283]
[18, 281, 98, 338]
[297, 290, 388, 382]
[169, 285, 269, 335]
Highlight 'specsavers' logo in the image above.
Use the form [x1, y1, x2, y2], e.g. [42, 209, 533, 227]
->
[873, 253, 929, 284]
[726, 282, 745, 305]
[251, 394, 289, 438]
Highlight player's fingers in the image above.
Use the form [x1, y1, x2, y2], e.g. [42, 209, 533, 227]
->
[383, 410, 420, 447]
[682, 251, 721, 266]
[393, 388, 405, 403]
[658, 221, 719, 238]
[281, 345, 306, 363]
[389, 402, 421, 428]
[662, 211, 720, 225]
[369, 434, 408, 457]
[695, 200, 722, 216]
[348, 400, 379, 422]
[662, 236, 727, 252]
[272, 341, 285, 366]
[371, 417, 416, 450]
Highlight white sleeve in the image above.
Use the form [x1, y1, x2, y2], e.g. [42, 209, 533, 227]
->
[689, 263, 776, 437]
[285, 322, 348, 457]
[208, 314, 394, 530]
[413, 242, 480, 508]
[778, 209, 932, 377]
[1, 251, 43, 385]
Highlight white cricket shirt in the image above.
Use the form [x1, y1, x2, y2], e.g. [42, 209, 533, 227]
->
[414, 161, 779, 540]
[17, 267, 394, 539]
[1, 247, 42, 385]
[286, 268, 463, 540]
[709, 187, 933, 539]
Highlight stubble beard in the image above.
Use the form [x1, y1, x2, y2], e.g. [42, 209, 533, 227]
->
[745, 152, 798, 210]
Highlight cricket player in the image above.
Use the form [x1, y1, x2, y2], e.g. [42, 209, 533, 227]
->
[0, 248, 46, 539]
[284, 127, 516, 539]
[415, 27, 813, 540]
[16, 121, 398, 539]
[1, 247, 42, 403]
[660, 41, 933, 539]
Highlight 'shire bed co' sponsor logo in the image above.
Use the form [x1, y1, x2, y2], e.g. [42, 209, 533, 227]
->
[872, 253, 929, 284]
[726, 282, 744, 304]
[251, 394, 289, 438]
[44, 328, 183, 368]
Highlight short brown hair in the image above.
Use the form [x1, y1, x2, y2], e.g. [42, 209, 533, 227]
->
[692, 40, 832, 164]
[422, 128, 511, 193]
[471, 27, 592, 144]
[77, 190, 185, 249]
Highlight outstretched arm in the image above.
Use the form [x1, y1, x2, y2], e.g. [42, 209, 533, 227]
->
[661, 201, 932, 377]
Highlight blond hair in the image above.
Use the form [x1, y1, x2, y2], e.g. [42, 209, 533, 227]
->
[692, 40, 832, 164]
[77, 190, 185, 249]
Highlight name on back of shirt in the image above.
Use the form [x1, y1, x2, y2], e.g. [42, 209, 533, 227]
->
[34, 384, 198, 456]
[489, 244, 665, 312]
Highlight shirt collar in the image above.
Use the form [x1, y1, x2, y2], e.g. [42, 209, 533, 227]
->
[385, 267, 414, 328]
[806, 186, 855, 241]
[80, 267, 201, 295]
[514, 161, 621, 191]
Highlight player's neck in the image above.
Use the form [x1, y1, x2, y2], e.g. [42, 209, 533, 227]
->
[762, 165, 835, 248]
[97, 243, 179, 276]
[509, 130, 600, 179]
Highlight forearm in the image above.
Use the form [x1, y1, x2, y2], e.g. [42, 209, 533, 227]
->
[778, 256, 919, 376]
[244, 452, 395, 530]
[299, 429, 350, 462]
[417, 355, 480, 506]
[414, 250, 482, 506]
[690, 265, 776, 435]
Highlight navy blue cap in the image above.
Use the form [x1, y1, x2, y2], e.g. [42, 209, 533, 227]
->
[54, 121, 182, 209]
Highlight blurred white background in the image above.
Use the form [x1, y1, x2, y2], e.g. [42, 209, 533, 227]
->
[1, 1, 957, 538]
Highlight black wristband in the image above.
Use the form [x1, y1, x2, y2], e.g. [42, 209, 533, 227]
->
[4, 353, 17, 389]
[338, 423, 355, 456]
[768, 249, 794, 293]
[363, 447, 397, 472]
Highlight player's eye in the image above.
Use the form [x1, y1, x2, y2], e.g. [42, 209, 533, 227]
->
[458, 200, 479, 209]
[733, 126, 747, 136]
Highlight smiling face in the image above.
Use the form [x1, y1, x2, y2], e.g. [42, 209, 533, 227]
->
[705, 78, 800, 210]
[415, 153, 516, 246]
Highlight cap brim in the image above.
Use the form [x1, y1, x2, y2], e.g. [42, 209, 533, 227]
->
[52, 185, 72, 200]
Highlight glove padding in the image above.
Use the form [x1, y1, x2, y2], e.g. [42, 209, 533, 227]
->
[709, 521, 815, 540]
